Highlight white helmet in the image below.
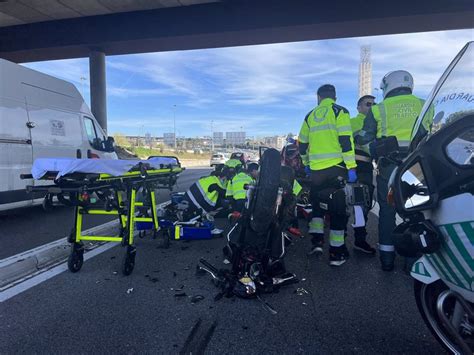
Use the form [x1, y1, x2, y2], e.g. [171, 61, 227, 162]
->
[379, 70, 414, 98]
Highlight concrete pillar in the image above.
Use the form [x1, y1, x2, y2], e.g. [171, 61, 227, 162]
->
[89, 51, 107, 133]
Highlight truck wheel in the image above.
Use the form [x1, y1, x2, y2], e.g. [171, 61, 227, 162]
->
[414, 280, 473, 354]
[250, 148, 281, 233]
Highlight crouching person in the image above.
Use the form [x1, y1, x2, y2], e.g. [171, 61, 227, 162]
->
[226, 163, 259, 214]
[183, 169, 228, 217]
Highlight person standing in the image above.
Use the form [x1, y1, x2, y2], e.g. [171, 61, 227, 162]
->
[356, 71, 425, 271]
[299, 84, 357, 266]
[350, 95, 377, 255]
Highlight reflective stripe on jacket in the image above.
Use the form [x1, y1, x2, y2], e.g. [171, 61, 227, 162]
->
[372, 94, 425, 149]
[186, 175, 224, 212]
[299, 98, 356, 170]
[227, 172, 254, 201]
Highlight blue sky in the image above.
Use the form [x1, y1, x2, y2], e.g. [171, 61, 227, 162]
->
[24, 29, 473, 138]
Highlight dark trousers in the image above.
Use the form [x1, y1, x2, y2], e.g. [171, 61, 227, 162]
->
[309, 165, 347, 249]
[353, 162, 375, 242]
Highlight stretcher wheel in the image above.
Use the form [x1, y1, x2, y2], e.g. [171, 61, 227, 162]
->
[68, 245, 84, 273]
[122, 246, 136, 276]
[154, 229, 170, 249]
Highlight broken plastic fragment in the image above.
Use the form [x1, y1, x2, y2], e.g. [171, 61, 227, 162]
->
[126, 288, 134, 294]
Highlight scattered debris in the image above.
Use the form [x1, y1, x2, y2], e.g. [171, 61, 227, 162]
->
[96, 281, 100, 284]
[295, 287, 309, 296]
[190, 295, 205, 304]
[302, 302, 307, 306]
[174, 291, 187, 297]
[301, 278, 306, 282]
[184, 266, 190, 271]
[126, 288, 134, 294]
[112, 271, 118, 275]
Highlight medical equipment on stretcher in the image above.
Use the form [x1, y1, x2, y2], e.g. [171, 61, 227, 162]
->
[21, 157, 184, 275]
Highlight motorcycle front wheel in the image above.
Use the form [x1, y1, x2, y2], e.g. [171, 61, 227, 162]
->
[414, 280, 473, 354]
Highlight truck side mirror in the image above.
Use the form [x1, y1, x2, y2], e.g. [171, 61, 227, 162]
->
[104, 136, 115, 152]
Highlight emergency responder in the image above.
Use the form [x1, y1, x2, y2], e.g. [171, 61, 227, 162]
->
[356, 70, 425, 271]
[299, 84, 357, 266]
[226, 163, 259, 212]
[350, 95, 377, 255]
[183, 170, 228, 215]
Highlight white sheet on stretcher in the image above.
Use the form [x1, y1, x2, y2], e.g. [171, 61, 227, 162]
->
[31, 157, 178, 180]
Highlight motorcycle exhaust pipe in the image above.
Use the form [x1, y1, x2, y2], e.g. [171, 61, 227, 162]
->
[437, 289, 474, 355]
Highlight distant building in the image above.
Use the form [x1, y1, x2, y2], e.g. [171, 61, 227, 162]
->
[226, 131, 246, 146]
[145, 132, 152, 145]
[358, 45, 372, 98]
[264, 136, 286, 149]
[163, 132, 176, 147]
[213, 132, 224, 146]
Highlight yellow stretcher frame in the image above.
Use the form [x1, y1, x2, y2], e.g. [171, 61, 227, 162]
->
[63, 167, 183, 275]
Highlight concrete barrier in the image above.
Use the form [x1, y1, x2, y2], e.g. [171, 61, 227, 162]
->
[180, 159, 209, 167]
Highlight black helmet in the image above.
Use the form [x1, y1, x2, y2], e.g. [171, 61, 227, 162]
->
[247, 163, 259, 173]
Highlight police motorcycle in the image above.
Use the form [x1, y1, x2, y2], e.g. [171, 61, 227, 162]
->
[389, 42, 473, 354]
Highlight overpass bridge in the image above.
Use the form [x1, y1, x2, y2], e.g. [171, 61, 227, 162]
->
[1, 0, 473, 131]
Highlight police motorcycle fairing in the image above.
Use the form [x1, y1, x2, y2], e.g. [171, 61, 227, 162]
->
[198, 148, 298, 301]
[390, 42, 473, 354]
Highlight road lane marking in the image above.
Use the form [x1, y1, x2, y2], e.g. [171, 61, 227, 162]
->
[0, 201, 172, 302]
[0, 242, 117, 303]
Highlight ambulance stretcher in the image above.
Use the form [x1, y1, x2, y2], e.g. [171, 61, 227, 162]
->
[21, 157, 184, 275]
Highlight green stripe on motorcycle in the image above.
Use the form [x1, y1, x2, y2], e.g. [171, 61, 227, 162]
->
[444, 224, 474, 271]
[460, 222, 474, 242]
[433, 251, 468, 290]
[441, 244, 472, 288]
[427, 254, 454, 285]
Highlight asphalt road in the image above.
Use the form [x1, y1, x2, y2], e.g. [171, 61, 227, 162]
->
[0, 168, 211, 259]
[0, 212, 445, 353]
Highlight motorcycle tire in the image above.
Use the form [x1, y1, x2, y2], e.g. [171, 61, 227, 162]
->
[250, 148, 281, 234]
[414, 279, 473, 354]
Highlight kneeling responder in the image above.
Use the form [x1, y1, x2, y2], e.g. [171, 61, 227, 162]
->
[299, 84, 357, 266]
[350, 95, 377, 255]
[356, 70, 425, 271]
[226, 163, 259, 213]
[183, 170, 228, 215]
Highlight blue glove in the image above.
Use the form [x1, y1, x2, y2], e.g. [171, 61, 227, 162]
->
[304, 166, 311, 177]
[348, 169, 357, 183]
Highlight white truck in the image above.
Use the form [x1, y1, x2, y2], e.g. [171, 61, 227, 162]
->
[0, 58, 117, 211]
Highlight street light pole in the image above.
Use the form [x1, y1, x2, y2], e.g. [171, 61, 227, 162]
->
[211, 120, 214, 152]
[173, 104, 177, 151]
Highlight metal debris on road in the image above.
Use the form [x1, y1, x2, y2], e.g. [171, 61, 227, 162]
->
[126, 288, 134, 294]
[190, 295, 205, 304]
[295, 287, 309, 296]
